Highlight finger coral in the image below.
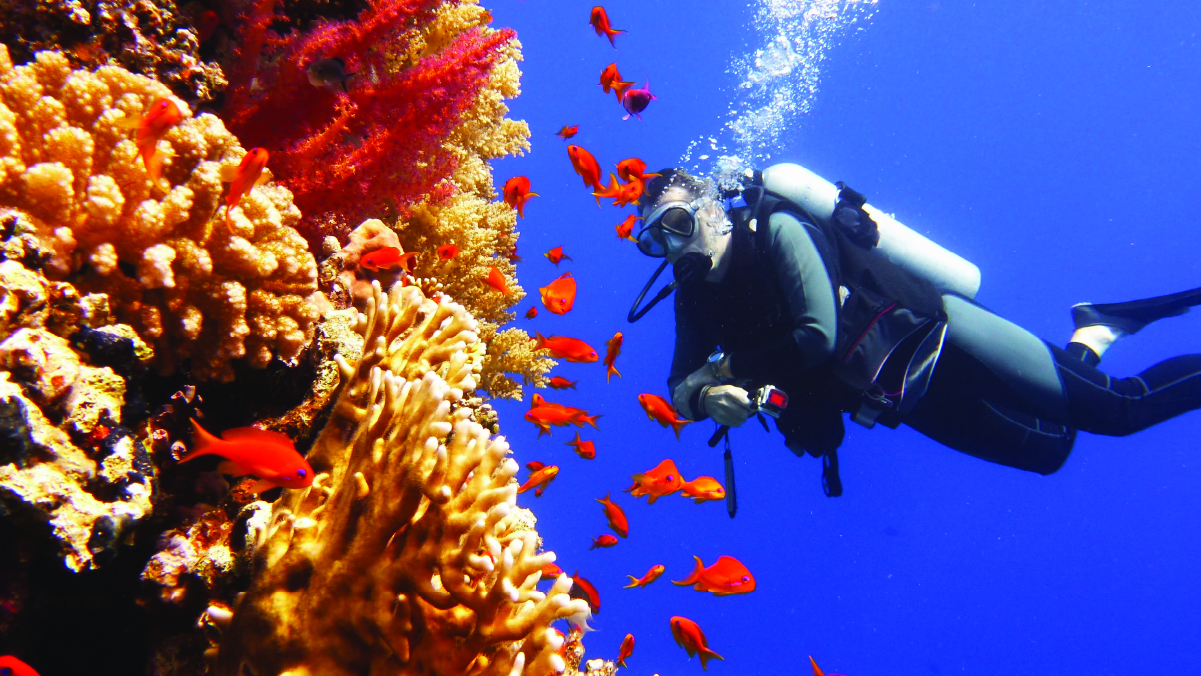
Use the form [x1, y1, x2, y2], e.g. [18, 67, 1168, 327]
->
[212, 282, 589, 675]
[0, 47, 321, 382]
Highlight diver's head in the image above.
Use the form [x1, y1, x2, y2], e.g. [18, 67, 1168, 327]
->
[635, 169, 733, 283]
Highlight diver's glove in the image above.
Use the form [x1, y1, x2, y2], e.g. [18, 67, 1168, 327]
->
[673, 363, 722, 420]
[701, 384, 757, 428]
[833, 181, 880, 250]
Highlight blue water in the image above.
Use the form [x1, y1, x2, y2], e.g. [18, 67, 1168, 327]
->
[488, 2, 1201, 674]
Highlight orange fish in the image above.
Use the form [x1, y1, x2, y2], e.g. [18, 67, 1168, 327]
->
[556, 125, 579, 140]
[681, 476, 726, 503]
[360, 247, 417, 273]
[517, 463, 559, 497]
[482, 266, 511, 294]
[120, 98, 187, 181]
[616, 157, 660, 184]
[617, 633, 635, 669]
[195, 10, 220, 43]
[598, 62, 634, 101]
[603, 332, 622, 382]
[615, 214, 641, 241]
[672, 555, 756, 596]
[566, 431, 595, 459]
[593, 173, 643, 207]
[525, 394, 602, 437]
[589, 6, 626, 48]
[590, 534, 619, 549]
[532, 332, 599, 363]
[624, 564, 665, 588]
[637, 393, 692, 439]
[548, 376, 577, 390]
[544, 245, 573, 267]
[221, 147, 270, 225]
[525, 306, 538, 319]
[182, 420, 313, 493]
[526, 460, 546, 471]
[567, 144, 603, 193]
[436, 243, 459, 261]
[669, 616, 724, 671]
[596, 492, 628, 537]
[508, 243, 523, 263]
[542, 562, 565, 578]
[624, 458, 684, 504]
[571, 570, 601, 614]
[540, 272, 577, 315]
[502, 176, 539, 218]
[0, 656, 39, 676]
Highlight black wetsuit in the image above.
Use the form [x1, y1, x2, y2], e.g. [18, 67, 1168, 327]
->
[668, 210, 1201, 476]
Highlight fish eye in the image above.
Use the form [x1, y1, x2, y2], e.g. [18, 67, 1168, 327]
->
[742, 575, 750, 582]
[667, 475, 674, 481]
[297, 468, 307, 478]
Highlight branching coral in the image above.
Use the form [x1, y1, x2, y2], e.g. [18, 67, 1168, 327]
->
[211, 282, 588, 675]
[0, 47, 321, 381]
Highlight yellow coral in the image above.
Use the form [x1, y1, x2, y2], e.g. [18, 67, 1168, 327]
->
[0, 46, 320, 381]
[211, 283, 587, 676]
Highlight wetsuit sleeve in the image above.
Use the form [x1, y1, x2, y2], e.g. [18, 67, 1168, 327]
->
[667, 292, 717, 397]
[727, 212, 838, 380]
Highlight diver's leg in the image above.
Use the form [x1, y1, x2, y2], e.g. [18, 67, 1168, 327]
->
[1069, 285, 1201, 363]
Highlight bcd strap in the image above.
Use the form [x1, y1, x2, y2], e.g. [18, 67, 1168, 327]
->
[822, 449, 843, 497]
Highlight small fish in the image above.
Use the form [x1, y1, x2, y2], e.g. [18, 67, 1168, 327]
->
[436, 243, 460, 261]
[672, 555, 756, 596]
[603, 332, 622, 383]
[507, 243, 523, 263]
[593, 173, 642, 207]
[570, 570, 601, 614]
[517, 463, 559, 497]
[360, 247, 417, 273]
[809, 656, 850, 676]
[567, 144, 603, 193]
[598, 62, 634, 101]
[624, 564, 665, 588]
[482, 266, 511, 294]
[680, 476, 726, 503]
[556, 125, 579, 140]
[589, 6, 626, 48]
[526, 460, 546, 471]
[617, 633, 635, 669]
[525, 396, 602, 437]
[503, 176, 539, 218]
[615, 214, 641, 241]
[119, 98, 188, 181]
[541, 561, 565, 578]
[195, 10, 220, 43]
[544, 245, 573, 267]
[624, 458, 684, 504]
[181, 419, 313, 493]
[525, 306, 538, 319]
[306, 57, 356, 92]
[669, 616, 724, 671]
[615, 158, 660, 184]
[0, 656, 40, 676]
[532, 332, 599, 363]
[637, 393, 692, 439]
[540, 272, 577, 315]
[590, 534, 619, 549]
[596, 492, 628, 537]
[548, 376, 578, 390]
[621, 80, 657, 121]
[566, 431, 595, 459]
[221, 147, 270, 225]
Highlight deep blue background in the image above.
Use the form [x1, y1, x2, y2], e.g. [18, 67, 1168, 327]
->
[487, 1, 1201, 674]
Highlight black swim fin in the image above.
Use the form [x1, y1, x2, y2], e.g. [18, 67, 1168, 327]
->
[1072, 285, 1201, 334]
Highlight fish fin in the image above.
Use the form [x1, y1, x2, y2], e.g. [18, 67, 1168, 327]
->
[219, 425, 296, 449]
[583, 413, 602, 430]
[217, 460, 249, 476]
[180, 418, 223, 464]
[143, 147, 165, 181]
[670, 418, 691, 440]
[255, 170, 272, 186]
[622, 114, 632, 121]
[242, 477, 280, 494]
[672, 555, 705, 586]
[809, 656, 825, 676]
[115, 113, 142, 130]
[645, 494, 658, 505]
[623, 575, 640, 589]
[698, 647, 724, 671]
[606, 364, 621, 383]
[220, 164, 240, 183]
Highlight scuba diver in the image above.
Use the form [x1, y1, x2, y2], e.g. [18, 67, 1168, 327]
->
[630, 164, 1201, 496]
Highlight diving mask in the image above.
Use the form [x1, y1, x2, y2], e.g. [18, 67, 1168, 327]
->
[635, 198, 707, 258]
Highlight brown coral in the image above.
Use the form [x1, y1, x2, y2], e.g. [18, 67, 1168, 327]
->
[0, 47, 321, 381]
[211, 282, 587, 676]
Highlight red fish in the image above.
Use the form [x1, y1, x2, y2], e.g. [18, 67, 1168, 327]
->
[0, 656, 40, 676]
[556, 125, 579, 140]
[508, 243, 523, 263]
[589, 6, 626, 48]
[638, 393, 692, 439]
[571, 570, 601, 614]
[436, 243, 459, 261]
[603, 332, 622, 382]
[120, 98, 187, 182]
[540, 272, 577, 315]
[544, 245, 573, 267]
[532, 332, 599, 363]
[542, 562, 565, 578]
[482, 266, 511, 294]
[598, 62, 634, 101]
[624, 564, 665, 588]
[525, 394, 602, 437]
[221, 147, 270, 225]
[517, 464, 559, 497]
[525, 306, 538, 319]
[670, 617, 723, 670]
[590, 534, 619, 549]
[615, 214, 641, 241]
[681, 476, 726, 503]
[809, 656, 849, 676]
[566, 431, 595, 459]
[567, 144, 603, 193]
[624, 458, 684, 504]
[503, 176, 538, 218]
[526, 460, 546, 471]
[622, 80, 657, 121]
[548, 376, 577, 390]
[673, 555, 756, 596]
[195, 10, 220, 43]
[593, 173, 642, 207]
[617, 633, 635, 669]
[616, 158, 660, 184]
[596, 492, 628, 537]
[360, 247, 417, 273]
[182, 420, 313, 493]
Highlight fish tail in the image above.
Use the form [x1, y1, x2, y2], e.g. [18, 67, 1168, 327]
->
[623, 575, 641, 589]
[698, 647, 725, 671]
[533, 331, 547, 350]
[670, 418, 691, 440]
[672, 555, 704, 587]
[180, 418, 222, 464]
[809, 656, 826, 676]
[606, 363, 621, 383]
[583, 413, 603, 430]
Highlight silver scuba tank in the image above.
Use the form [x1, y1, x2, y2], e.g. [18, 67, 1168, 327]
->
[760, 163, 981, 299]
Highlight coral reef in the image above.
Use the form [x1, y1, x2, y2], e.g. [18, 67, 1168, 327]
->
[0, 47, 322, 381]
[211, 282, 588, 675]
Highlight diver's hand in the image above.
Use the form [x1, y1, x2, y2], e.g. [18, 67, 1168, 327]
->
[673, 363, 723, 420]
[702, 385, 757, 427]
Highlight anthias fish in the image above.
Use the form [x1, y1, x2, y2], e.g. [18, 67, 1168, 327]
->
[556, 125, 579, 140]
[120, 98, 187, 181]
[615, 214, 641, 241]
[566, 431, 595, 458]
[548, 376, 578, 390]
[596, 492, 628, 537]
[182, 420, 313, 493]
[540, 272, 577, 315]
[222, 148, 270, 225]
[637, 393, 692, 439]
[809, 655, 849, 676]
[617, 633, 635, 669]
[568, 144, 603, 193]
[570, 570, 601, 614]
[195, 10, 220, 43]
[360, 247, 416, 273]
[532, 332, 598, 362]
[590, 534, 619, 549]
[616, 157, 660, 184]
[598, 62, 634, 100]
[436, 243, 460, 261]
[672, 555, 756, 596]
[541, 561, 565, 578]
[482, 266, 511, 294]
[589, 6, 626, 48]
[681, 476, 726, 503]
[604, 332, 623, 382]
[624, 564, 665, 588]
[525, 306, 538, 319]
[517, 464, 559, 497]
[502, 175, 539, 218]
[625, 458, 685, 503]
[544, 245, 573, 267]
[670, 616, 724, 670]
[525, 394, 601, 437]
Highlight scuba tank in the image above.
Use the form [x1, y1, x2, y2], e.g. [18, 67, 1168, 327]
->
[760, 163, 981, 299]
